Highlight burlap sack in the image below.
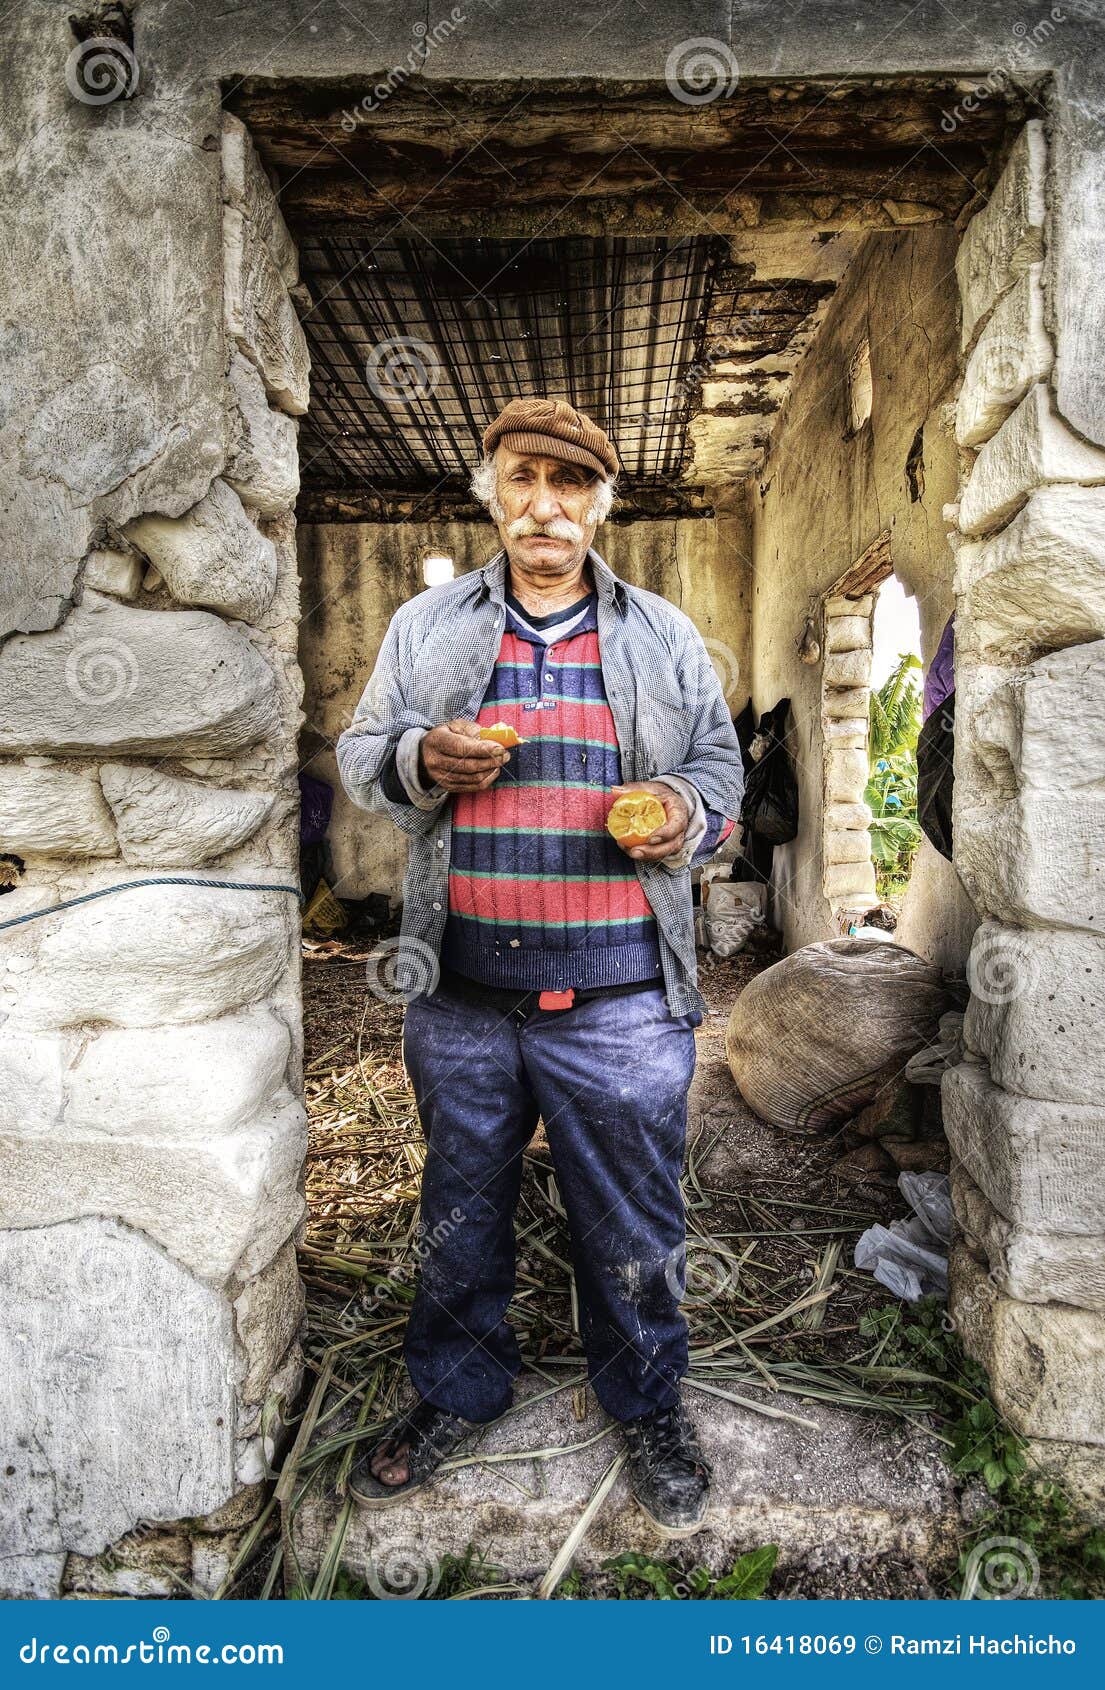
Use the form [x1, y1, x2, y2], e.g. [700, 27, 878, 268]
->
[725, 935, 945, 1131]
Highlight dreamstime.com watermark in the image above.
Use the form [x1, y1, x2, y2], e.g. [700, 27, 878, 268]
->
[18, 1628, 283, 1666]
[340, 10, 468, 129]
[940, 9, 1067, 133]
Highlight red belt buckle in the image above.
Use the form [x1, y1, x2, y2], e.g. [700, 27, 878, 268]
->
[538, 988, 575, 1010]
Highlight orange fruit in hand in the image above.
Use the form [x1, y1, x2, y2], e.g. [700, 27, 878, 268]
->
[606, 789, 667, 848]
[478, 722, 527, 747]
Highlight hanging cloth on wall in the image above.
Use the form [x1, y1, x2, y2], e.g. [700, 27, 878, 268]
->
[741, 697, 799, 846]
[917, 616, 955, 862]
[917, 690, 955, 861]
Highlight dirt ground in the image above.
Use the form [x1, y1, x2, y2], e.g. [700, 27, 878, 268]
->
[290, 925, 963, 1598]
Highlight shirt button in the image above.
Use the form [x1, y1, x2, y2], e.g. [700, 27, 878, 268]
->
[436, 838, 444, 850]
[432, 901, 442, 911]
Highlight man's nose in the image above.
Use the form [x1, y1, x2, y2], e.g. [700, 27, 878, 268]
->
[529, 480, 561, 522]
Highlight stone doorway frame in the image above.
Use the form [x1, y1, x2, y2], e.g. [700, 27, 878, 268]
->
[819, 529, 894, 923]
[4, 44, 1105, 1595]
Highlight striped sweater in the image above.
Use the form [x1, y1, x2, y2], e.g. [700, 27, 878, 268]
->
[433, 587, 732, 993]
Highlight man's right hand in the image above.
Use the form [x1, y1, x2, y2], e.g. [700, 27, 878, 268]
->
[418, 719, 511, 792]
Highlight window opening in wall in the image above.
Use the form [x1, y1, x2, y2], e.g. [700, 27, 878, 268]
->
[422, 553, 455, 586]
[866, 576, 923, 909]
[848, 337, 872, 432]
[820, 535, 926, 931]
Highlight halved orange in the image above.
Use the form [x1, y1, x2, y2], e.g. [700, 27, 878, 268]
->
[479, 721, 527, 747]
[606, 789, 667, 848]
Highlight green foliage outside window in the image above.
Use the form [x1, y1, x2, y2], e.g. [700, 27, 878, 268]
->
[866, 652, 923, 897]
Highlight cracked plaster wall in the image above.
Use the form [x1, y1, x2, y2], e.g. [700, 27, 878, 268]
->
[749, 224, 979, 972]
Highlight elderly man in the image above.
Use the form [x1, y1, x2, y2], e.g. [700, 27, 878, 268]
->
[336, 396, 743, 1536]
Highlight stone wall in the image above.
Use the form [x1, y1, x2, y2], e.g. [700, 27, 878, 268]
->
[748, 225, 978, 969]
[945, 122, 1105, 1487]
[0, 112, 308, 1598]
[297, 504, 752, 902]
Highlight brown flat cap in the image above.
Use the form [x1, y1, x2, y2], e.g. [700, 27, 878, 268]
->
[482, 396, 620, 478]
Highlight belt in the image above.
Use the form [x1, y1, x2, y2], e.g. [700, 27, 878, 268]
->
[435, 964, 662, 1017]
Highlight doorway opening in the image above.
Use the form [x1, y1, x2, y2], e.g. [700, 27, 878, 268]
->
[222, 77, 1033, 1593]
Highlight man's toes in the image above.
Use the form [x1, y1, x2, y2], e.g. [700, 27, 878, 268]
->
[369, 1442, 410, 1485]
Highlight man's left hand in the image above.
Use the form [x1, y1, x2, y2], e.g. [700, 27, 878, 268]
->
[609, 781, 689, 862]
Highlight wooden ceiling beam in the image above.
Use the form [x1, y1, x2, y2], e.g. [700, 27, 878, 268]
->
[227, 74, 1027, 237]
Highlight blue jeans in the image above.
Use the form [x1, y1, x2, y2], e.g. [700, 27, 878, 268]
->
[400, 982, 701, 1423]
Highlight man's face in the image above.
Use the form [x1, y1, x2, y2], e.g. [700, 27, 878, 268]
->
[491, 446, 603, 578]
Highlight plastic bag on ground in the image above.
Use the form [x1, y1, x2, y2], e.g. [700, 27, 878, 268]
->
[705, 881, 766, 958]
[904, 1011, 964, 1087]
[853, 1171, 953, 1302]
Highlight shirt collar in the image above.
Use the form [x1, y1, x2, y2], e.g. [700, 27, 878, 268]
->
[474, 544, 629, 616]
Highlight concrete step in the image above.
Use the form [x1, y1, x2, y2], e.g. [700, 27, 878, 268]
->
[284, 1374, 958, 1598]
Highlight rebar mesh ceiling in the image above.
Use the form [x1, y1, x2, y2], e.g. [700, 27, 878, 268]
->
[296, 234, 728, 501]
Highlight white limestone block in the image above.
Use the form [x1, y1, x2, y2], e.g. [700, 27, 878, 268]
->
[956, 486, 1105, 664]
[221, 114, 298, 287]
[2, 882, 295, 1029]
[0, 1007, 291, 1142]
[949, 1243, 1105, 1446]
[825, 594, 874, 619]
[125, 478, 277, 622]
[955, 791, 1105, 932]
[233, 1241, 304, 1402]
[823, 685, 870, 720]
[225, 352, 300, 517]
[0, 1029, 68, 1132]
[956, 266, 1052, 447]
[826, 801, 872, 831]
[824, 829, 872, 865]
[82, 549, 144, 599]
[953, 1165, 1105, 1311]
[823, 860, 877, 902]
[824, 615, 871, 653]
[823, 717, 867, 748]
[223, 207, 309, 416]
[0, 1554, 66, 1599]
[0, 594, 281, 757]
[955, 641, 1105, 929]
[0, 764, 116, 857]
[99, 763, 276, 867]
[0, 1218, 237, 1557]
[943, 1061, 1105, 1234]
[254, 509, 302, 642]
[0, 1097, 307, 1284]
[956, 120, 1047, 349]
[823, 649, 870, 687]
[964, 921, 1105, 1105]
[958, 385, 1105, 538]
[969, 639, 1105, 796]
[825, 747, 868, 802]
[71, 1007, 292, 1139]
[235, 1344, 303, 1485]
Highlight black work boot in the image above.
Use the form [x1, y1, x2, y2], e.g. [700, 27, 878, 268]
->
[622, 1397, 711, 1538]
